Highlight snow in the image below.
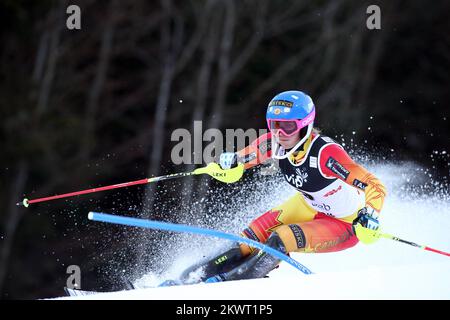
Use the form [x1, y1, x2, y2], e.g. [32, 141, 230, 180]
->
[52, 162, 450, 300]
[56, 261, 450, 300]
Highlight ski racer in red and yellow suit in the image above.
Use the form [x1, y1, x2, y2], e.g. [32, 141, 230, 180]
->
[176, 90, 387, 284]
[235, 131, 386, 256]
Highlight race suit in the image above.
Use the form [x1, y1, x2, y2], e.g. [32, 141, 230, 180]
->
[235, 132, 387, 255]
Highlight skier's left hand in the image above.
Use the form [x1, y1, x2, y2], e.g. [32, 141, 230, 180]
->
[353, 206, 380, 231]
[353, 206, 381, 244]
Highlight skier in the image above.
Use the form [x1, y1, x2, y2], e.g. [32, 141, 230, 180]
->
[173, 90, 387, 284]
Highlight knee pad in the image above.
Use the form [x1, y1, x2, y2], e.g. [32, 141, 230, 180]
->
[265, 232, 287, 254]
[240, 227, 265, 256]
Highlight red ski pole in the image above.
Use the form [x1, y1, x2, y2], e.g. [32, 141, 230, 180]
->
[355, 225, 450, 257]
[380, 233, 450, 257]
[17, 163, 244, 208]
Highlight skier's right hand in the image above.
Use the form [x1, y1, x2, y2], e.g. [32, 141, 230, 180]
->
[219, 152, 238, 170]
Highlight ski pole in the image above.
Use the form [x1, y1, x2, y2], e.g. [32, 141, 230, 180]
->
[17, 162, 244, 208]
[88, 211, 313, 275]
[355, 224, 450, 257]
[379, 231, 450, 257]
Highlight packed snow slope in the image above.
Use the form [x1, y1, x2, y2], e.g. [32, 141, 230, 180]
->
[57, 162, 450, 300]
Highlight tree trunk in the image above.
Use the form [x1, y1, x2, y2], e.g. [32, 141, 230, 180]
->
[81, 1, 117, 161]
[0, 162, 28, 294]
[141, 1, 178, 217]
[180, 3, 220, 212]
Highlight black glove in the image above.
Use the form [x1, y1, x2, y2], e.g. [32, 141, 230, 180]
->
[353, 206, 380, 232]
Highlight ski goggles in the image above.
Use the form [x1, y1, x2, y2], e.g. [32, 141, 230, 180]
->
[267, 111, 315, 137]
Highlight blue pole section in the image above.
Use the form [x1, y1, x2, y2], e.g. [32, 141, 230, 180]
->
[88, 212, 313, 275]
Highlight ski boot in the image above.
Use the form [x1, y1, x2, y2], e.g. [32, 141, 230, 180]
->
[178, 242, 245, 284]
[207, 232, 286, 282]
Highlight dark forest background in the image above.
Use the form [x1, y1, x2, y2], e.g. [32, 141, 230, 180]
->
[1, 0, 449, 299]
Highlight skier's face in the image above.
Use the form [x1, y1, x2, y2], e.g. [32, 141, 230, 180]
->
[275, 130, 302, 149]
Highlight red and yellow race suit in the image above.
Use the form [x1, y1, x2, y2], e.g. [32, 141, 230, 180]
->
[235, 132, 387, 255]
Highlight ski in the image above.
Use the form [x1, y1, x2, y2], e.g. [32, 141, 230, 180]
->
[64, 278, 225, 296]
[64, 287, 102, 297]
[64, 275, 138, 297]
